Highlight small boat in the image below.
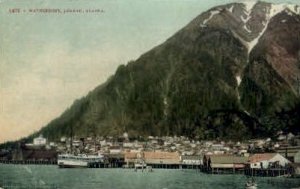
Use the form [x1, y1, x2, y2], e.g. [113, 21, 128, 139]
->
[134, 162, 146, 169]
[57, 153, 104, 168]
[134, 163, 154, 172]
[245, 178, 257, 189]
[146, 166, 153, 172]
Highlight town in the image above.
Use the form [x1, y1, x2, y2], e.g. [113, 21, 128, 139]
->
[0, 132, 300, 178]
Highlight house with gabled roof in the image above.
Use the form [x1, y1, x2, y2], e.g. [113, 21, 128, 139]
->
[144, 151, 180, 165]
[203, 154, 248, 174]
[248, 153, 290, 169]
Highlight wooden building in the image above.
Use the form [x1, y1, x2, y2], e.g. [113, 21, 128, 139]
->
[181, 155, 203, 169]
[181, 155, 203, 165]
[247, 153, 290, 169]
[203, 154, 248, 174]
[124, 151, 139, 168]
[124, 151, 181, 169]
[245, 153, 292, 177]
[144, 151, 180, 168]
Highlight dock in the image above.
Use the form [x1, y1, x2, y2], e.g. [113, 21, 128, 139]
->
[244, 168, 293, 177]
[0, 160, 57, 165]
[0, 160, 201, 170]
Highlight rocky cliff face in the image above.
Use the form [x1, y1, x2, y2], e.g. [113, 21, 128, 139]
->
[37, 1, 300, 140]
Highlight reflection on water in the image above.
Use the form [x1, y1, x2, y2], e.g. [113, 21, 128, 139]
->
[0, 164, 299, 189]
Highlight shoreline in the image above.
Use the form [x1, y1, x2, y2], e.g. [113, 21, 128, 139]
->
[1, 162, 297, 179]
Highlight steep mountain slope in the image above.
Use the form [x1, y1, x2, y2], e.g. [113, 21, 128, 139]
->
[36, 1, 300, 141]
[242, 10, 300, 116]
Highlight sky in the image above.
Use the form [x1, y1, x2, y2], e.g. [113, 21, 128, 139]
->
[0, 0, 299, 143]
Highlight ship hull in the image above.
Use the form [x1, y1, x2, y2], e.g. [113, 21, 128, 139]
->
[57, 154, 104, 168]
[58, 160, 88, 168]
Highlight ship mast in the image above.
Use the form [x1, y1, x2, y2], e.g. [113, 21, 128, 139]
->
[70, 123, 73, 154]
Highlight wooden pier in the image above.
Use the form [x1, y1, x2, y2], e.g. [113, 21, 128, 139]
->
[146, 163, 181, 169]
[0, 160, 202, 170]
[0, 160, 57, 165]
[87, 162, 121, 168]
[0, 160, 296, 177]
[206, 168, 245, 175]
[244, 168, 293, 177]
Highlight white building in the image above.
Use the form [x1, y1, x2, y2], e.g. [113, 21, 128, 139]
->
[60, 137, 66, 143]
[109, 148, 122, 154]
[49, 142, 56, 147]
[123, 132, 129, 140]
[211, 144, 224, 151]
[181, 155, 203, 165]
[33, 135, 47, 146]
[123, 142, 134, 148]
[248, 153, 290, 169]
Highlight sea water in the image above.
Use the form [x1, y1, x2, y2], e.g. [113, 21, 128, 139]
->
[0, 164, 299, 189]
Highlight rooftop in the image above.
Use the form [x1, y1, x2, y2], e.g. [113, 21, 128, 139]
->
[248, 153, 277, 163]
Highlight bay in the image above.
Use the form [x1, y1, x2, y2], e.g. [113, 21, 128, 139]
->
[0, 164, 299, 189]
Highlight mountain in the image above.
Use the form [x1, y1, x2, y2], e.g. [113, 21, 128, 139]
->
[34, 1, 300, 141]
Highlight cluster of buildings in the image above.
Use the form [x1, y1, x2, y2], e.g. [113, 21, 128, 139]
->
[1, 132, 300, 177]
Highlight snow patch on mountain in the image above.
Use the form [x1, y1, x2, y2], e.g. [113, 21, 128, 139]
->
[269, 4, 286, 17]
[236, 76, 242, 86]
[247, 20, 269, 54]
[236, 76, 242, 100]
[243, 25, 252, 33]
[244, 110, 250, 116]
[241, 15, 252, 23]
[241, 15, 251, 24]
[231, 30, 249, 48]
[286, 10, 293, 16]
[243, 3, 300, 54]
[163, 97, 168, 116]
[202, 10, 220, 26]
[200, 2, 300, 54]
[242, 1, 257, 13]
[285, 4, 300, 14]
[228, 5, 234, 13]
[269, 4, 300, 17]
[241, 1, 256, 25]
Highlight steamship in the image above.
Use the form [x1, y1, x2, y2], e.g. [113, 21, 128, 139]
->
[57, 153, 104, 168]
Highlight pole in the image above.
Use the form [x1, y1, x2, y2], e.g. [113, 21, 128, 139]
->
[70, 123, 73, 154]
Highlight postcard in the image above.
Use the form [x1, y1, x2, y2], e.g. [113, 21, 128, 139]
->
[1, 0, 300, 188]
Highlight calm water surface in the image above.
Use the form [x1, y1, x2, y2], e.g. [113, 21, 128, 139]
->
[0, 164, 299, 189]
